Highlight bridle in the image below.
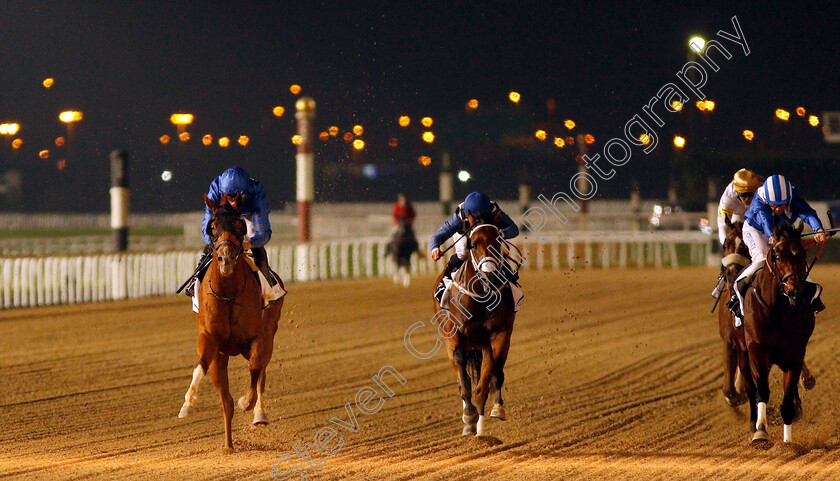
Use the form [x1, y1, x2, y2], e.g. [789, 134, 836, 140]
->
[207, 229, 247, 302]
[764, 238, 806, 302]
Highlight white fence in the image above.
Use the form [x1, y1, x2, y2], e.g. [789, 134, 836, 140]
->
[0, 232, 712, 309]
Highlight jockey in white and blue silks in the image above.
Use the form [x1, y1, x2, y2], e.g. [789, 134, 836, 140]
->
[430, 192, 519, 301]
[729, 175, 826, 326]
[186, 166, 274, 297]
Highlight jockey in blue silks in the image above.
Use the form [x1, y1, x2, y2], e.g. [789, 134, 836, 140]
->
[728, 175, 827, 326]
[430, 192, 519, 302]
[185, 166, 274, 296]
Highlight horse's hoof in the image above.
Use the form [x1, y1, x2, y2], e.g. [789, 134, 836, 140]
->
[462, 423, 477, 436]
[751, 429, 772, 446]
[238, 396, 255, 412]
[801, 375, 816, 390]
[476, 415, 488, 436]
[253, 410, 269, 425]
[724, 393, 747, 408]
[490, 403, 507, 420]
[462, 412, 478, 424]
[178, 405, 193, 418]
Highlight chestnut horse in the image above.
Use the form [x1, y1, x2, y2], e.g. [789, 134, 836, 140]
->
[742, 223, 815, 445]
[178, 193, 285, 450]
[434, 213, 518, 436]
[717, 217, 750, 407]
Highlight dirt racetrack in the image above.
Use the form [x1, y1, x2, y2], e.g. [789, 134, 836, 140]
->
[2, 266, 840, 481]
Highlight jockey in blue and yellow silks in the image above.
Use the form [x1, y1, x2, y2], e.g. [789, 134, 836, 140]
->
[430, 192, 519, 302]
[728, 175, 827, 326]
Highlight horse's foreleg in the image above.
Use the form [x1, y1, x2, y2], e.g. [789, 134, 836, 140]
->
[449, 343, 477, 436]
[739, 352, 758, 435]
[209, 353, 234, 450]
[253, 369, 269, 425]
[179, 332, 217, 418]
[474, 349, 495, 436]
[238, 339, 264, 413]
[489, 331, 511, 421]
[781, 365, 803, 443]
[800, 359, 816, 390]
[748, 345, 772, 444]
[722, 342, 746, 406]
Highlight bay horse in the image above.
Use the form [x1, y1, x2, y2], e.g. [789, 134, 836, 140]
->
[742, 222, 816, 445]
[387, 219, 420, 287]
[178, 193, 285, 450]
[434, 212, 518, 436]
[717, 217, 750, 407]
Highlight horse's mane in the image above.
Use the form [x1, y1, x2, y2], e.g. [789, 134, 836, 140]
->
[213, 203, 244, 240]
[773, 222, 801, 241]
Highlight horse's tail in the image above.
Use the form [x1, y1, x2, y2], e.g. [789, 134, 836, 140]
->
[466, 350, 483, 383]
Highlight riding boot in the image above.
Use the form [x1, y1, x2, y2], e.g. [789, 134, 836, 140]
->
[727, 276, 752, 327]
[435, 255, 465, 303]
[184, 245, 212, 298]
[252, 246, 276, 286]
[806, 281, 825, 314]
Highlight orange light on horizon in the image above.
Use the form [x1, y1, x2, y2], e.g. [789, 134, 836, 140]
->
[292, 135, 303, 145]
[398, 116, 410, 127]
[0, 123, 20, 135]
[422, 131, 435, 143]
[535, 130, 547, 141]
[328, 126, 339, 136]
[696, 100, 715, 111]
[202, 135, 213, 146]
[564, 120, 575, 130]
[566, 136, 575, 145]
[796, 107, 806, 117]
[509, 91, 521, 103]
[319, 131, 330, 141]
[43, 78, 54, 88]
[775, 109, 790, 121]
[170, 113, 193, 125]
[639, 133, 650, 145]
[388, 138, 398, 147]
[55, 137, 65, 147]
[178, 132, 190, 142]
[673, 136, 685, 148]
[237, 135, 249, 146]
[342, 132, 354, 142]
[11, 138, 22, 149]
[160, 135, 170, 144]
[743, 130, 754, 141]
[353, 139, 365, 150]
[584, 134, 595, 144]
[418, 155, 432, 166]
[218, 137, 230, 147]
[554, 137, 565, 148]
[466, 99, 479, 110]
[352, 125, 364, 136]
[56, 159, 67, 170]
[671, 100, 683, 111]
[809, 115, 819, 127]
[421, 117, 433, 127]
[39, 150, 49, 159]
[273, 106, 285, 117]
[60, 111, 84, 123]
[290, 84, 301, 95]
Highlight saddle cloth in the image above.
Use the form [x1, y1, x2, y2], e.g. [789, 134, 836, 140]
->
[192, 256, 287, 313]
[440, 264, 523, 313]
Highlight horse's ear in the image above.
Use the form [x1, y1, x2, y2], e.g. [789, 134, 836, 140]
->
[234, 219, 247, 238]
[205, 194, 219, 213]
[232, 192, 245, 212]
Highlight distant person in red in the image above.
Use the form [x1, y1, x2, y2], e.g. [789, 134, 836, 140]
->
[392, 193, 416, 226]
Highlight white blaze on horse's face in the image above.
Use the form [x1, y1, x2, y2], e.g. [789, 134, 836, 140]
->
[479, 259, 497, 273]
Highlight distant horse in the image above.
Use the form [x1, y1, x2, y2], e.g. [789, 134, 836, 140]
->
[717, 217, 750, 407]
[387, 219, 419, 287]
[742, 223, 816, 445]
[178, 193, 285, 450]
[434, 212, 518, 436]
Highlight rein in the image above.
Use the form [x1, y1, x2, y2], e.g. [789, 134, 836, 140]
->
[206, 232, 247, 302]
[207, 268, 248, 301]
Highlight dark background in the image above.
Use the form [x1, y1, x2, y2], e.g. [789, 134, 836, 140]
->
[1, 1, 839, 212]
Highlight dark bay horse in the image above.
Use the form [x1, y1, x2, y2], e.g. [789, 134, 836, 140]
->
[717, 217, 750, 407]
[434, 213, 518, 436]
[742, 223, 816, 445]
[387, 219, 420, 287]
[178, 193, 285, 450]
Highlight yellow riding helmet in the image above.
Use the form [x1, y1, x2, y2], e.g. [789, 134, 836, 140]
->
[732, 168, 763, 194]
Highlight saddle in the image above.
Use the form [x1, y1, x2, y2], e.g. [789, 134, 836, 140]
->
[439, 263, 523, 313]
[191, 255, 286, 314]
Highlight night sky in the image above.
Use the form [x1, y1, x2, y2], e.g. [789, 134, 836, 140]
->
[2, 1, 839, 212]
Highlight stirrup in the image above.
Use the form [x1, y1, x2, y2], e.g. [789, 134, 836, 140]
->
[813, 298, 826, 314]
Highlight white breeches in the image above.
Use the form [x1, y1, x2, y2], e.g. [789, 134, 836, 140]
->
[454, 234, 469, 261]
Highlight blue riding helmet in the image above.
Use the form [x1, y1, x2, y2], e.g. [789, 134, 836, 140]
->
[463, 192, 492, 217]
[219, 166, 253, 194]
[762, 175, 792, 205]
